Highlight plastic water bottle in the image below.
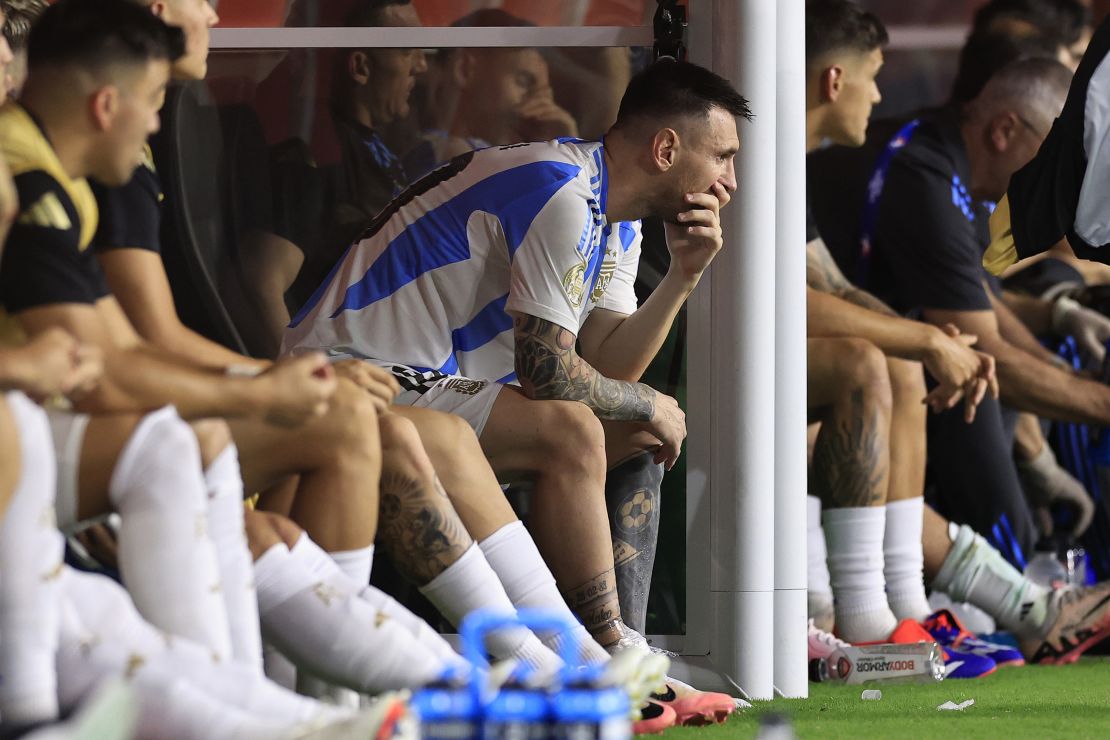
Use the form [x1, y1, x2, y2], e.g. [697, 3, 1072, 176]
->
[483, 678, 550, 740]
[1024, 544, 1069, 588]
[410, 679, 480, 740]
[550, 679, 630, 740]
[809, 642, 944, 685]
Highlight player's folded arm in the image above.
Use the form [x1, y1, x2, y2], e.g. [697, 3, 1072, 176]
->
[510, 310, 655, 423]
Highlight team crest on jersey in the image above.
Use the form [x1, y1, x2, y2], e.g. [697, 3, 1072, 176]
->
[443, 378, 488, 396]
[563, 261, 587, 307]
[590, 250, 619, 302]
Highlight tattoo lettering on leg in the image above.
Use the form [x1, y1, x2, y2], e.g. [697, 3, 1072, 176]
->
[378, 472, 472, 584]
[812, 389, 886, 508]
[513, 314, 656, 422]
[564, 569, 623, 642]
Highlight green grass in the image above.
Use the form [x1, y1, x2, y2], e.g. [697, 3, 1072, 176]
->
[664, 657, 1110, 739]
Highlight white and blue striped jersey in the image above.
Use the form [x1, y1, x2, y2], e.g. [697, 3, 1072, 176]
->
[282, 139, 643, 384]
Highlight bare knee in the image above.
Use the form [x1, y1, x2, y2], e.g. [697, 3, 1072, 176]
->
[534, 401, 606, 479]
[835, 338, 893, 413]
[379, 412, 436, 482]
[321, 380, 381, 465]
[190, 418, 232, 469]
[886, 357, 926, 407]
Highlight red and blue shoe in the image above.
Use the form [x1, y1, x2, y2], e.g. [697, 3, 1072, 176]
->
[924, 609, 1025, 667]
[887, 619, 998, 679]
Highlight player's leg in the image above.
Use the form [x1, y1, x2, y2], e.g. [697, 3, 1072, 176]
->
[190, 418, 263, 673]
[392, 403, 612, 664]
[0, 393, 64, 727]
[925, 394, 1037, 566]
[234, 378, 381, 559]
[881, 358, 932, 621]
[808, 337, 897, 643]
[67, 408, 232, 660]
[924, 505, 1110, 663]
[375, 409, 562, 673]
[54, 567, 346, 739]
[806, 423, 834, 632]
[245, 511, 453, 693]
[480, 388, 636, 649]
[597, 423, 666, 634]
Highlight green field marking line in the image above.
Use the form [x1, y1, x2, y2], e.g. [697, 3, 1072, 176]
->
[660, 657, 1110, 739]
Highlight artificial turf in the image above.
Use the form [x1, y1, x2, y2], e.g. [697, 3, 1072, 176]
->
[663, 656, 1110, 739]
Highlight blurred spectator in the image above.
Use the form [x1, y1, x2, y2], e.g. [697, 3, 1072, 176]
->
[405, 9, 578, 179]
[951, 27, 1064, 102]
[246, 0, 427, 341]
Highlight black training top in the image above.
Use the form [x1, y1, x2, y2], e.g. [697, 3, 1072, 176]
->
[0, 104, 109, 316]
[809, 107, 996, 317]
[90, 146, 164, 254]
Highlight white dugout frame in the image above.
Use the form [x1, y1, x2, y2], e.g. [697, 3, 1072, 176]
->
[209, 1, 961, 701]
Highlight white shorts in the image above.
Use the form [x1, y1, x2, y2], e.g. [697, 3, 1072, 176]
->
[44, 408, 91, 532]
[374, 362, 505, 437]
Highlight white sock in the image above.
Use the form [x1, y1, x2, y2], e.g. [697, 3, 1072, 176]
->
[807, 495, 834, 624]
[263, 642, 297, 690]
[479, 521, 610, 666]
[0, 393, 63, 724]
[932, 523, 1049, 634]
[55, 567, 342, 732]
[419, 544, 563, 674]
[290, 534, 463, 668]
[204, 445, 264, 674]
[883, 498, 931, 621]
[330, 545, 374, 585]
[107, 407, 232, 660]
[822, 506, 898, 643]
[254, 536, 447, 692]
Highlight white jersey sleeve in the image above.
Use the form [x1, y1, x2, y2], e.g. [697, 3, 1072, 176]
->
[594, 221, 642, 316]
[504, 180, 596, 334]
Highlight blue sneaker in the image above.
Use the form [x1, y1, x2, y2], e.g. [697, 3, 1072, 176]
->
[886, 618, 998, 679]
[924, 609, 1025, 667]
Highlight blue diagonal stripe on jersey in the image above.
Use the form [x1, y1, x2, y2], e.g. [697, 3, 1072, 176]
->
[497, 370, 517, 384]
[329, 160, 582, 318]
[452, 294, 512, 353]
[618, 221, 638, 252]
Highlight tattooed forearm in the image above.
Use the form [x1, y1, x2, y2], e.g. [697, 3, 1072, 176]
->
[806, 238, 853, 294]
[807, 239, 899, 317]
[513, 314, 656, 421]
[811, 388, 887, 509]
[377, 471, 472, 585]
[564, 569, 623, 644]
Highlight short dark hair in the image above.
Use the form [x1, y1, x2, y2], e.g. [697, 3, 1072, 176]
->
[27, 0, 184, 73]
[973, 0, 1091, 48]
[451, 8, 532, 28]
[343, 0, 412, 28]
[1, 0, 47, 52]
[805, 0, 888, 70]
[950, 28, 1060, 103]
[614, 59, 752, 131]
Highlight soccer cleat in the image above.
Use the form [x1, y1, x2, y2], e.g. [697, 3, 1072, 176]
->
[649, 677, 737, 726]
[632, 700, 677, 735]
[809, 617, 850, 661]
[886, 619, 997, 679]
[923, 609, 1025, 667]
[607, 621, 742, 724]
[1019, 581, 1110, 665]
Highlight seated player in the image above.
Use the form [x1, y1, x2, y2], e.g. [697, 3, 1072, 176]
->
[0, 0, 489, 702]
[284, 56, 743, 664]
[103, 0, 684, 704]
[972, 0, 1092, 70]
